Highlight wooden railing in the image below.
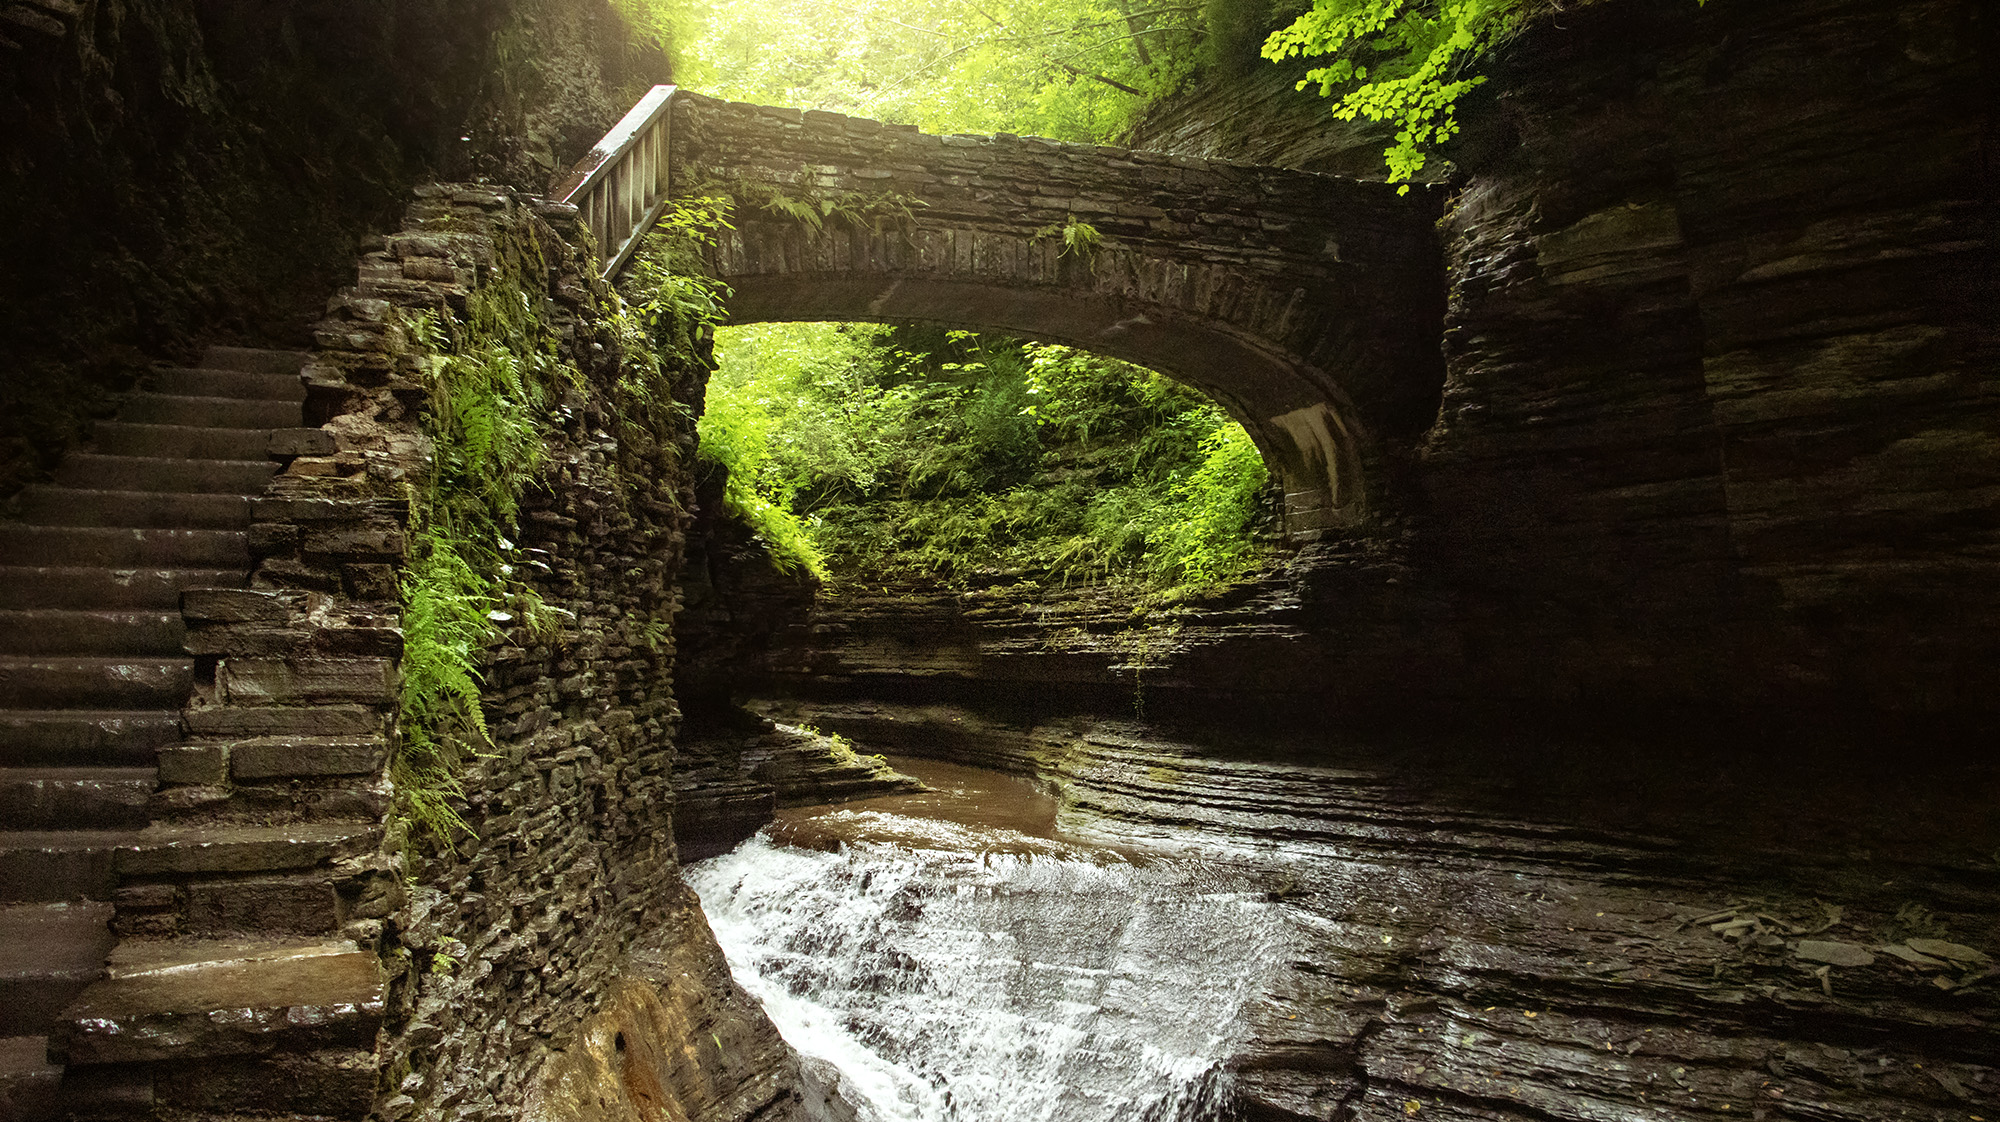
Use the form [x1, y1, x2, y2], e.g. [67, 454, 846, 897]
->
[550, 84, 676, 279]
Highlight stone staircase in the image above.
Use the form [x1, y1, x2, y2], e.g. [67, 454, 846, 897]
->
[0, 346, 383, 1118]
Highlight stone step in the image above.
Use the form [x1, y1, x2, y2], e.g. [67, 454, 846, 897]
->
[116, 393, 301, 430]
[0, 611, 184, 656]
[0, 902, 115, 1038]
[0, 769, 154, 830]
[0, 831, 137, 902]
[151, 365, 305, 402]
[116, 822, 380, 879]
[0, 657, 193, 709]
[56, 454, 278, 495]
[0, 710, 181, 768]
[0, 525, 248, 568]
[0, 822, 376, 904]
[12, 486, 255, 530]
[0, 566, 246, 611]
[52, 937, 384, 1067]
[0, 1035, 62, 1122]
[200, 346, 309, 375]
[90, 421, 270, 462]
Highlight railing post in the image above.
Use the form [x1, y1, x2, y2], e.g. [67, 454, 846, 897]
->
[550, 85, 678, 280]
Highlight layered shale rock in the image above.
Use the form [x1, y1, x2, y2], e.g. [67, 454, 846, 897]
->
[752, 698, 2000, 1122]
[700, 0, 1997, 732]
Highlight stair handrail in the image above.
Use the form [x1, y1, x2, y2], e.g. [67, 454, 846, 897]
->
[551, 84, 677, 280]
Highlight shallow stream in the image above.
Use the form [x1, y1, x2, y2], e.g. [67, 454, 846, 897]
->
[685, 756, 1290, 1122]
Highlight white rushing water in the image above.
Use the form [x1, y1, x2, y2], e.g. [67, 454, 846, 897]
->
[686, 808, 1289, 1122]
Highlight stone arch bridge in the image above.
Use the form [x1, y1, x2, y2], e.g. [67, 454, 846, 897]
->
[556, 87, 1445, 532]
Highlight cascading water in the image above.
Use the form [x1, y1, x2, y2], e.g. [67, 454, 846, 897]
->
[685, 759, 1292, 1122]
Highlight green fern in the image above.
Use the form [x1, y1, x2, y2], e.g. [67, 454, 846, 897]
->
[1033, 217, 1103, 264]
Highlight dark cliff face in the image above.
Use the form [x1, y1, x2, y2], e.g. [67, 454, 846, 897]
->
[1421, 0, 1995, 716]
[0, 0, 668, 496]
[696, 0, 1998, 733]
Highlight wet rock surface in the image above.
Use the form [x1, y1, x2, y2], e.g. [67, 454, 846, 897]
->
[524, 884, 829, 1122]
[749, 699, 2000, 1121]
[53, 937, 385, 1066]
[675, 719, 926, 861]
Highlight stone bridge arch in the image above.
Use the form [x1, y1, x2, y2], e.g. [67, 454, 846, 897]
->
[598, 91, 1446, 532]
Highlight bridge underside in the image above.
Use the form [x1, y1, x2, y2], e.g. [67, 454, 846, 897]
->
[725, 272, 1370, 533]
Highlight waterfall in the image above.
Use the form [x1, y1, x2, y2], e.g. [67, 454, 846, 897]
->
[686, 807, 1288, 1122]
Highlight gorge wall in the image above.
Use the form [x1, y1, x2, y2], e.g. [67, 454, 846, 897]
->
[693, 0, 1999, 733]
[669, 5, 2000, 1114]
[0, 0, 669, 497]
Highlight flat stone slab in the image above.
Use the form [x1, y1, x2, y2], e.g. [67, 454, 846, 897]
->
[0, 1035, 62, 1122]
[0, 901, 115, 977]
[227, 736, 386, 780]
[183, 704, 383, 737]
[0, 831, 140, 902]
[0, 902, 115, 1037]
[115, 823, 379, 876]
[52, 938, 385, 1064]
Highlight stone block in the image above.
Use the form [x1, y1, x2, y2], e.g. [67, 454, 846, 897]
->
[183, 704, 383, 737]
[343, 563, 398, 600]
[156, 1048, 380, 1114]
[389, 233, 453, 258]
[219, 658, 397, 704]
[184, 875, 341, 936]
[402, 258, 460, 283]
[251, 558, 344, 593]
[184, 624, 312, 658]
[181, 588, 300, 625]
[52, 940, 385, 1065]
[268, 428, 338, 457]
[315, 625, 404, 657]
[157, 743, 228, 786]
[116, 823, 379, 876]
[304, 526, 405, 558]
[113, 883, 177, 909]
[248, 522, 304, 554]
[230, 736, 386, 780]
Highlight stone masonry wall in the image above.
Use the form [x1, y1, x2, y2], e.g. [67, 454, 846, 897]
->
[149, 184, 815, 1120]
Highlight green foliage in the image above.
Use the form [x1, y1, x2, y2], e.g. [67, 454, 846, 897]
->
[1261, 0, 1522, 189]
[648, 0, 1210, 143]
[726, 181, 927, 237]
[1265, 0, 1710, 190]
[698, 323, 1273, 592]
[396, 282, 574, 844]
[1144, 420, 1266, 584]
[1032, 217, 1104, 264]
[623, 195, 735, 337]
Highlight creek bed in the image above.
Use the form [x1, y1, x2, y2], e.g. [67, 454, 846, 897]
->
[686, 755, 1285, 1122]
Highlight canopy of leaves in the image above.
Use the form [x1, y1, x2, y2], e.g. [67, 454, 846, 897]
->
[647, 0, 1210, 142]
[1264, 0, 1708, 188]
[1261, 0, 1525, 187]
[698, 323, 1272, 589]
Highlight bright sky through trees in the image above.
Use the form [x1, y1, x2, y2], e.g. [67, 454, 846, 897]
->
[650, 0, 1209, 142]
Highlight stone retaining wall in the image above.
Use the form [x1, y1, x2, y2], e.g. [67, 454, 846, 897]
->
[146, 184, 813, 1120]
